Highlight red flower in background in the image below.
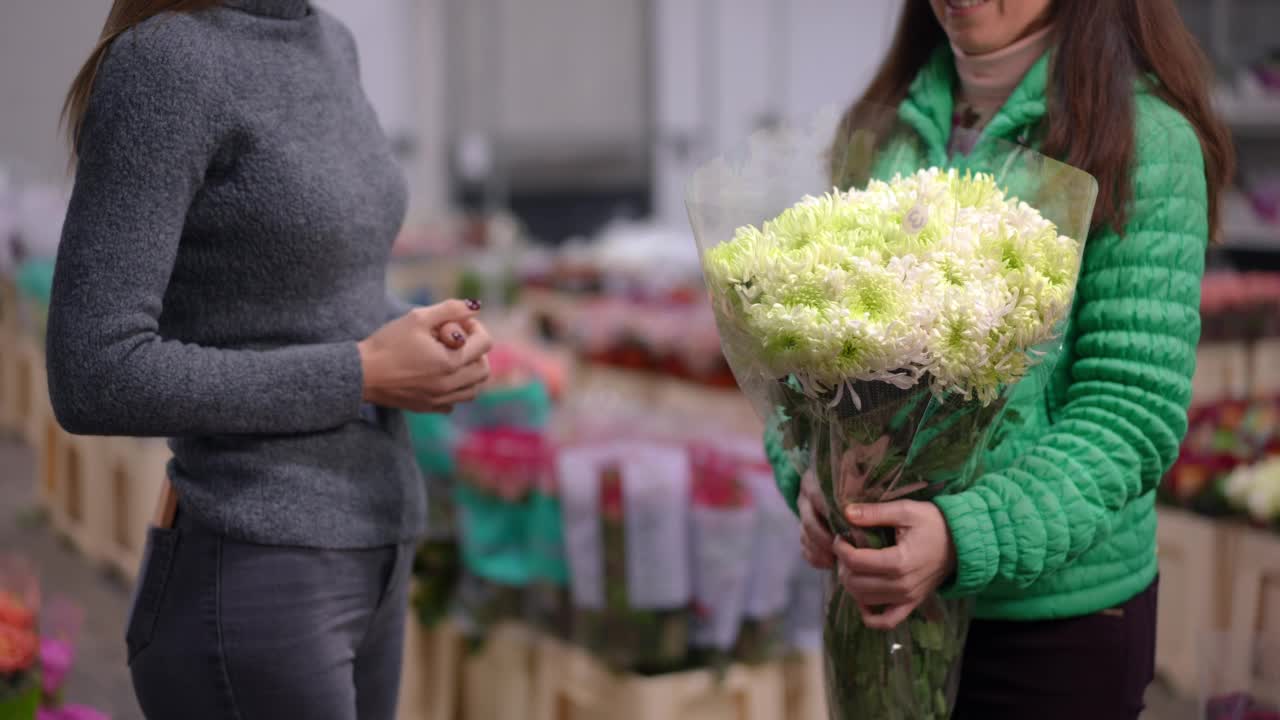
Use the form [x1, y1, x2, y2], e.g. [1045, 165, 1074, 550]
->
[689, 444, 754, 510]
[0, 623, 38, 674]
[599, 464, 625, 522]
[457, 427, 553, 500]
[0, 591, 34, 631]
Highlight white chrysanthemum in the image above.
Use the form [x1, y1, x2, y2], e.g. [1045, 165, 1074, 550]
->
[926, 276, 1018, 402]
[1223, 465, 1257, 507]
[1247, 472, 1280, 524]
[700, 167, 1084, 403]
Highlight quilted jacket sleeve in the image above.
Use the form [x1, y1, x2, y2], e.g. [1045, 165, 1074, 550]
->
[933, 103, 1208, 596]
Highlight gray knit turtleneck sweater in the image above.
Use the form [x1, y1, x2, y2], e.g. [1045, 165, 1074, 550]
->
[47, 0, 426, 548]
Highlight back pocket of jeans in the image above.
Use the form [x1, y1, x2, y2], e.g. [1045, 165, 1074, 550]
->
[125, 527, 181, 663]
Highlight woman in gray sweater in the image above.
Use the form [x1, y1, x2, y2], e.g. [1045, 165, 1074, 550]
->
[48, 1, 488, 717]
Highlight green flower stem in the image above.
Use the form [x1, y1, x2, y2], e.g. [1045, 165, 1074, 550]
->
[789, 384, 1004, 720]
[570, 517, 690, 674]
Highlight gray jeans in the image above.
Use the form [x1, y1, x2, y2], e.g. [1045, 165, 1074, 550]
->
[126, 509, 414, 720]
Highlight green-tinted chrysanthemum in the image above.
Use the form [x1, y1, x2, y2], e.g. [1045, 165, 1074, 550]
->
[699, 167, 1086, 403]
[949, 170, 1005, 209]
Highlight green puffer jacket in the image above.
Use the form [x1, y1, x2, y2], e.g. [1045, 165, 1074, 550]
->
[764, 47, 1208, 620]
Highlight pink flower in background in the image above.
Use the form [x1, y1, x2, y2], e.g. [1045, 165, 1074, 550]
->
[39, 596, 85, 696]
[40, 637, 74, 695]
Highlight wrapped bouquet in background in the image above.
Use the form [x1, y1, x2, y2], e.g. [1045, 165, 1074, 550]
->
[688, 110, 1096, 719]
[560, 442, 692, 674]
[687, 444, 757, 657]
[452, 428, 552, 633]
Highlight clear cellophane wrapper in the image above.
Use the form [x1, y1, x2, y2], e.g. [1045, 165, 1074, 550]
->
[687, 107, 1097, 719]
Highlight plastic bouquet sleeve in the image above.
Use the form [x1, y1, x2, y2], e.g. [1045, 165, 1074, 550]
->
[560, 442, 692, 673]
[454, 432, 534, 587]
[688, 446, 757, 653]
[451, 428, 550, 634]
[687, 106, 1098, 720]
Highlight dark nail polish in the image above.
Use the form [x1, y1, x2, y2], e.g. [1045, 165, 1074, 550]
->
[451, 331, 466, 344]
[465, 299, 482, 311]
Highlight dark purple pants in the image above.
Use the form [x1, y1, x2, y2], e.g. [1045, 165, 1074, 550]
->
[952, 579, 1159, 720]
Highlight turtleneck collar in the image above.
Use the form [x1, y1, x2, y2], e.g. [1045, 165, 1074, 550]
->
[951, 24, 1054, 112]
[223, 0, 310, 20]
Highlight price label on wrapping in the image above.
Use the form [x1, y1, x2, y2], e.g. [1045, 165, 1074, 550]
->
[559, 445, 608, 609]
[622, 444, 692, 609]
[742, 468, 802, 618]
[691, 505, 757, 649]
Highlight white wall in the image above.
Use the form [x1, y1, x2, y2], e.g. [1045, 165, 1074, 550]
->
[650, 0, 904, 226]
[446, 0, 651, 190]
[0, 1, 446, 213]
[0, 1, 111, 186]
[314, 0, 448, 215]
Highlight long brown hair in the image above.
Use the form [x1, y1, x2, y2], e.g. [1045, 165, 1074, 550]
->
[840, 0, 1235, 236]
[62, 0, 219, 155]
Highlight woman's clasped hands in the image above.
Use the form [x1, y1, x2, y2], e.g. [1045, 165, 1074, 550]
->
[358, 299, 493, 414]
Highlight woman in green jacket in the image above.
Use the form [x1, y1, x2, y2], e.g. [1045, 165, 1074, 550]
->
[768, 1, 1234, 716]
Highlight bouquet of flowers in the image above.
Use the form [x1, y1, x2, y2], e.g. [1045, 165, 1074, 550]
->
[0, 559, 39, 720]
[688, 111, 1096, 719]
[452, 427, 552, 633]
[559, 442, 692, 674]
[687, 444, 757, 658]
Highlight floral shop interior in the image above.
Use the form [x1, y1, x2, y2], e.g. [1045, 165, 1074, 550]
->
[2, 1, 1279, 719]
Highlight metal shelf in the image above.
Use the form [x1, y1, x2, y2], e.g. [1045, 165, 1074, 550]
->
[1214, 88, 1280, 135]
[1222, 191, 1280, 251]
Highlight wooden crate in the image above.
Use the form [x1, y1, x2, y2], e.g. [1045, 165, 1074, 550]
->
[460, 622, 538, 720]
[1192, 343, 1250, 407]
[1252, 338, 1280, 398]
[0, 278, 16, 435]
[574, 365, 757, 436]
[13, 338, 48, 450]
[98, 437, 171, 581]
[398, 615, 464, 720]
[1226, 527, 1280, 708]
[0, 277, 18, 340]
[530, 636, 786, 720]
[0, 324, 17, 437]
[784, 652, 827, 720]
[1155, 508, 1240, 696]
[46, 432, 114, 564]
